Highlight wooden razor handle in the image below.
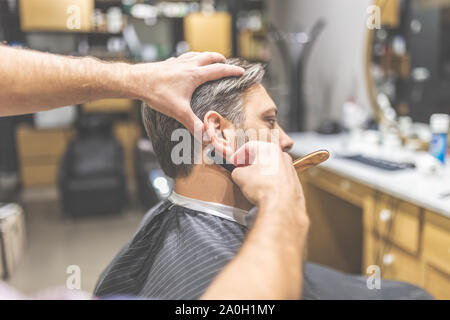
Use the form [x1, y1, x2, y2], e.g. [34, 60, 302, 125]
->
[292, 150, 330, 173]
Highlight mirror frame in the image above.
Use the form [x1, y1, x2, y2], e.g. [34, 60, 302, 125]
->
[365, 0, 394, 125]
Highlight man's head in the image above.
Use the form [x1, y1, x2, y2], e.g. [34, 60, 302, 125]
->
[142, 58, 293, 179]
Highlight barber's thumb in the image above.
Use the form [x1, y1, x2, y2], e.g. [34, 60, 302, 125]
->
[231, 167, 245, 186]
[231, 141, 258, 167]
[182, 110, 204, 137]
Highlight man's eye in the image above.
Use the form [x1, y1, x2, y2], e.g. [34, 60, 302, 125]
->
[266, 119, 276, 127]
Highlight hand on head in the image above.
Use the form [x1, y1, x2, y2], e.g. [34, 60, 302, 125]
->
[135, 52, 244, 135]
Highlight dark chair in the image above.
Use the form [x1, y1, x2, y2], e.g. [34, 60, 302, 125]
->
[59, 114, 126, 218]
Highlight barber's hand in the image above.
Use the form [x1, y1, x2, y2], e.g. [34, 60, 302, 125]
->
[130, 52, 244, 135]
[230, 141, 307, 219]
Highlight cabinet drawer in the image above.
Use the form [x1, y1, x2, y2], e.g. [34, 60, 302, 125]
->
[304, 167, 373, 206]
[381, 246, 421, 286]
[17, 125, 73, 159]
[365, 233, 422, 286]
[368, 196, 421, 256]
[423, 212, 450, 275]
[21, 163, 58, 187]
[20, 0, 93, 32]
[83, 99, 134, 113]
[423, 265, 450, 300]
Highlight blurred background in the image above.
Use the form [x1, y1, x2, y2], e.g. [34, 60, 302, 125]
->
[0, 0, 449, 298]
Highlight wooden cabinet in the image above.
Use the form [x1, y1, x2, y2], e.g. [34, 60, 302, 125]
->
[16, 121, 140, 188]
[365, 195, 422, 256]
[300, 168, 373, 274]
[302, 167, 374, 207]
[423, 267, 450, 300]
[364, 232, 422, 287]
[184, 12, 232, 57]
[300, 166, 450, 299]
[16, 125, 74, 187]
[422, 211, 450, 299]
[83, 99, 134, 114]
[20, 0, 93, 32]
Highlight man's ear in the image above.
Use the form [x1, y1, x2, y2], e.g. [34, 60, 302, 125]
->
[204, 111, 235, 161]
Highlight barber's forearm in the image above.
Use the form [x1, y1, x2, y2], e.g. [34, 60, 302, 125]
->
[201, 200, 309, 300]
[0, 45, 136, 116]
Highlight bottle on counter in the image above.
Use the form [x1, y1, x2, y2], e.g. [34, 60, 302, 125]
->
[429, 113, 449, 164]
[107, 7, 123, 34]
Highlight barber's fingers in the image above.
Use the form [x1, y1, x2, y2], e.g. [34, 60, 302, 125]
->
[230, 140, 272, 167]
[230, 141, 253, 167]
[231, 141, 293, 168]
[192, 52, 226, 66]
[177, 51, 201, 60]
[176, 105, 204, 136]
[230, 166, 247, 187]
[197, 63, 245, 84]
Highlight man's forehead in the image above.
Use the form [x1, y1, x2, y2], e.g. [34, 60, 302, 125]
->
[243, 84, 278, 115]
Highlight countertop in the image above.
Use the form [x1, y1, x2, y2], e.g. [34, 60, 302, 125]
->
[289, 132, 450, 218]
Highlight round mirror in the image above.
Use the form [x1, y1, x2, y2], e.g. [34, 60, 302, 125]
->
[366, 0, 450, 126]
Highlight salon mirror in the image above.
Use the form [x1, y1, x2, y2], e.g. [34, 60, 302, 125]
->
[366, 0, 450, 128]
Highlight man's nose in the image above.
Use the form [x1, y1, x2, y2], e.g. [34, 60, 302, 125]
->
[279, 129, 294, 152]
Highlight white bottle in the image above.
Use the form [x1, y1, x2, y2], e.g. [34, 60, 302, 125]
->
[107, 7, 123, 34]
[429, 113, 449, 164]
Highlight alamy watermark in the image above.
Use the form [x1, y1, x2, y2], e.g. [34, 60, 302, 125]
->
[66, 265, 81, 290]
[366, 5, 381, 30]
[66, 5, 81, 30]
[170, 127, 282, 175]
[366, 265, 381, 290]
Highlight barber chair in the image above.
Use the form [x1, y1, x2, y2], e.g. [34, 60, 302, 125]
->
[59, 114, 126, 218]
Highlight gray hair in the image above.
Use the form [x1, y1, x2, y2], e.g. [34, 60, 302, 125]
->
[141, 58, 265, 178]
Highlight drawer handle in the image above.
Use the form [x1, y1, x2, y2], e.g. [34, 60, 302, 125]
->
[379, 209, 392, 222]
[382, 253, 395, 266]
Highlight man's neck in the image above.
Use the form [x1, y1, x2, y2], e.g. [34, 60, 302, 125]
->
[174, 164, 253, 211]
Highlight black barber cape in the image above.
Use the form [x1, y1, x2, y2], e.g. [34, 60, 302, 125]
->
[94, 198, 432, 300]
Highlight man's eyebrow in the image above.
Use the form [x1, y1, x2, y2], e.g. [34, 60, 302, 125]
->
[262, 106, 278, 116]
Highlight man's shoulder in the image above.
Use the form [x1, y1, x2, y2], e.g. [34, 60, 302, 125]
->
[126, 200, 248, 255]
[95, 200, 247, 298]
[139, 200, 172, 228]
[140, 200, 247, 234]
